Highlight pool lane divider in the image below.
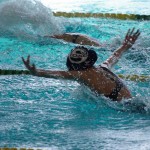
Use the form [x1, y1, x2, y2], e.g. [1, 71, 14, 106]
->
[0, 69, 30, 75]
[0, 148, 41, 150]
[0, 69, 149, 82]
[53, 12, 150, 20]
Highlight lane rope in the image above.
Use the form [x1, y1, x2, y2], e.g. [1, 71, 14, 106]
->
[53, 12, 150, 20]
[0, 148, 39, 150]
[0, 69, 149, 82]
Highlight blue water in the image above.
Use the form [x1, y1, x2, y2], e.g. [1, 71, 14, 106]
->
[0, 0, 150, 149]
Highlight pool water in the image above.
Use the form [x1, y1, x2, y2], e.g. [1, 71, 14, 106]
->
[0, 0, 150, 149]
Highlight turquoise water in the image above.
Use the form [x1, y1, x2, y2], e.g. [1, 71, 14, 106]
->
[0, 0, 150, 149]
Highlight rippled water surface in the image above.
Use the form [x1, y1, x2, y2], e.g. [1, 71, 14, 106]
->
[0, 0, 150, 149]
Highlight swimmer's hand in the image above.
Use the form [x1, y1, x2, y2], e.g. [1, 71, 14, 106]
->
[102, 28, 140, 69]
[122, 28, 140, 49]
[22, 55, 37, 75]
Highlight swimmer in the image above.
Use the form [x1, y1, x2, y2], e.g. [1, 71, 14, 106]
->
[44, 33, 102, 47]
[22, 28, 140, 101]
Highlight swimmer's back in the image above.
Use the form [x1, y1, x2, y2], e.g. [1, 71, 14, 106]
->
[72, 67, 131, 101]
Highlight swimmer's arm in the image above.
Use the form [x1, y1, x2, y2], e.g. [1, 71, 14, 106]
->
[30, 69, 75, 79]
[102, 28, 140, 69]
[44, 33, 72, 40]
[44, 33, 101, 47]
[44, 34, 65, 39]
[22, 55, 76, 80]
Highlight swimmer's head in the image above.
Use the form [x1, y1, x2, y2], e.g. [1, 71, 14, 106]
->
[66, 46, 97, 71]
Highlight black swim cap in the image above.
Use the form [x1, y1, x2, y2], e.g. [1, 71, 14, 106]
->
[66, 46, 97, 71]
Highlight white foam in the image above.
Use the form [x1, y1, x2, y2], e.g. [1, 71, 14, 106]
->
[0, 0, 64, 40]
[40, 0, 150, 15]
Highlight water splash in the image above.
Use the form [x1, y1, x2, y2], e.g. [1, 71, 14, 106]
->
[0, 0, 64, 40]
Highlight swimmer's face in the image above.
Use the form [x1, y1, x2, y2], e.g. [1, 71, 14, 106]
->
[66, 46, 97, 71]
[69, 48, 88, 64]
